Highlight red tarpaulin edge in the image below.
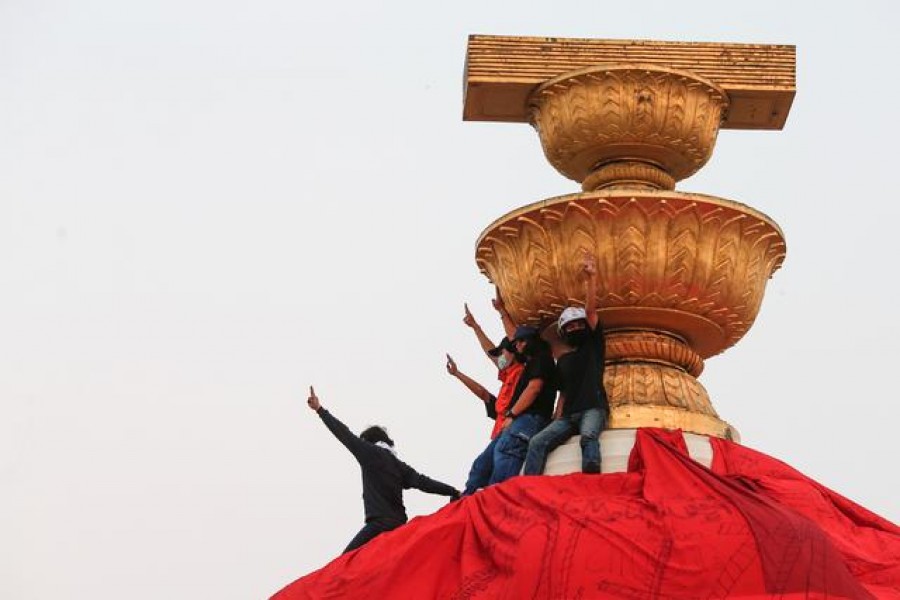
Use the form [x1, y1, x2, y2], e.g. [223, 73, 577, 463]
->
[272, 429, 900, 599]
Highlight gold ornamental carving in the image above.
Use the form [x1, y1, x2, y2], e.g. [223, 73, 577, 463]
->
[476, 191, 785, 359]
[605, 363, 716, 421]
[464, 35, 796, 129]
[529, 65, 728, 190]
[605, 331, 704, 377]
[601, 331, 736, 439]
[463, 36, 795, 439]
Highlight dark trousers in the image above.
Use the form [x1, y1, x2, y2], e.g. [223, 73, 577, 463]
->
[464, 436, 499, 495]
[342, 517, 405, 554]
[523, 408, 607, 475]
[462, 413, 548, 496]
[489, 412, 548, 485]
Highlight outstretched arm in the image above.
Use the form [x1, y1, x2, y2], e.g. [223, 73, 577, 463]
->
[582, 254, 599, 330]
[401, 463, 460, 498]
[492, 288, 517, 340]
[307, 386, 367, 459]
[463, 304, 499, 366]
[446, 354, 495, 412]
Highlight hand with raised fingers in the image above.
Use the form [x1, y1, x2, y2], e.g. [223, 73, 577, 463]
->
[581, 253, 597, 278]
[445, 353, 458, 376]
[462, 303, 477, 328]
[307, 385, 322, 412]
[491, 287, 506, 312]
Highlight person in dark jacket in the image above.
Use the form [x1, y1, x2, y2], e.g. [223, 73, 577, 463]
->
[488, 325, 556, 483]
[306, 386, 461, 554]
[447, 298, 525, 495]
[523, 254, 608, 475]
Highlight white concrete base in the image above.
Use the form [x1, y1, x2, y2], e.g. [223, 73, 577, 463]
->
[542, 429, 713, 475]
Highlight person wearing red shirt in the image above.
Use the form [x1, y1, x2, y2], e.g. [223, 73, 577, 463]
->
[447, 299, 522, 494]
[448, 298, 552, 494]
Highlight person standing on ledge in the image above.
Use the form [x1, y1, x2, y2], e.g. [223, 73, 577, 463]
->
[523, 254, 608, 475]
[306, 386, 461, 554]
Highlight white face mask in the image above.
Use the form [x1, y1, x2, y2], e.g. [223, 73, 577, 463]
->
[375, 441, 397, 456]
[497, 355, 510, 370]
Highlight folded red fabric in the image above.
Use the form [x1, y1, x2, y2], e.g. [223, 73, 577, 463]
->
[272, 429, 900, 599]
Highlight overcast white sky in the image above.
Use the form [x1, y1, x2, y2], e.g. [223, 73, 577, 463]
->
[1, 1, 898, 598]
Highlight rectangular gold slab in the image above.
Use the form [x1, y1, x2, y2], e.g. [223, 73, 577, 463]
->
[464, 35, 796, 129]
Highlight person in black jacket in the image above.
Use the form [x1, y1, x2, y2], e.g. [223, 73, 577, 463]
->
[523, 254, 608, 475]
[306, 386, 461, 554]
[488, 325, 556, 483]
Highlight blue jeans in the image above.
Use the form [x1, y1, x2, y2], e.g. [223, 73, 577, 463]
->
[463, 436, 498, 495]
[489, 413, 548, 486]
[523, 408, 607, 475]
[462, 414, 549, 495]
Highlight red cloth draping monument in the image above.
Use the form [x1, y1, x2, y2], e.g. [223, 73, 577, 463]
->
[272, 430, 900, 599]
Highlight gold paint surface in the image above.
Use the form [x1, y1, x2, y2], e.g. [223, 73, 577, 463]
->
[609, 405, 738, 440]
[464, 34, 795, 129]
[465, 35, 793, 438]
[605, 330, 704, 377]
[605, 361, 714, 417]
[476, 190, 785, 359]
[530, 65, 728, 188]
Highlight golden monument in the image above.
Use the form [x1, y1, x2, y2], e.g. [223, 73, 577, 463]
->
[272, 35, 900, 600]
[465, 35, 796, 439]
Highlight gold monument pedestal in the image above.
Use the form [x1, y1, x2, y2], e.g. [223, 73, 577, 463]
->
[271, 35, 900, 600]
[465, 35, 796, 439]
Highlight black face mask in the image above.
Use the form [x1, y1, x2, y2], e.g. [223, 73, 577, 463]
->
[563, 329, 589, 347]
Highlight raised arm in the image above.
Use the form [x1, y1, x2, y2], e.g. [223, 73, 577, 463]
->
[446, 354, 495, 414]
[401, 463, 460, 498]
[307, 386, 368, 460]
[492, 288, 518, 340]
[582, 254, 599, 330]
[463, 303, 499, 366]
